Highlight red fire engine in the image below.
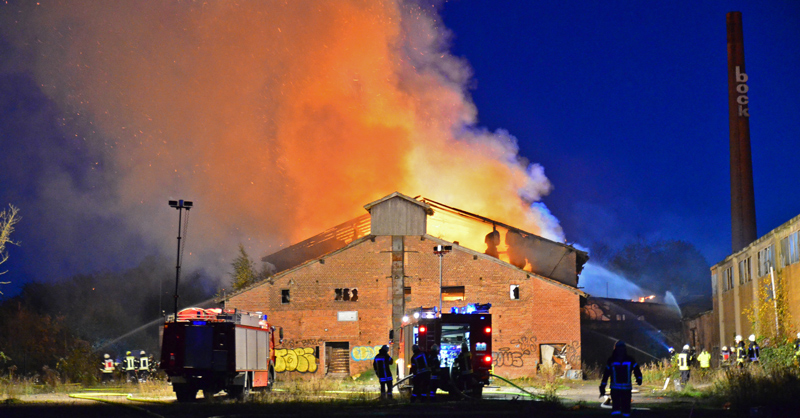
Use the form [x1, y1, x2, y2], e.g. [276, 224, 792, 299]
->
[160, 307, 283, 402]
[399, 303, 493, 397]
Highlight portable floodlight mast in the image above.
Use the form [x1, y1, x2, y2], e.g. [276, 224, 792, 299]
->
[169, 199, 193, 319]
[434, 245, 452, 313]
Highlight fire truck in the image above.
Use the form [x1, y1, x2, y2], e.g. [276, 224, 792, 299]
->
[398, 303, 493, 397]
[160, 307, 283, 402]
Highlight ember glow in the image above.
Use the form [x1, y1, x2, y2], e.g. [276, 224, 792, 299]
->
[634, 295, 656, 303]
[1, 1, 562, 277]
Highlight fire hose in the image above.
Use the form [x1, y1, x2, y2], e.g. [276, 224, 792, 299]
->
[68, 391, 166, 418]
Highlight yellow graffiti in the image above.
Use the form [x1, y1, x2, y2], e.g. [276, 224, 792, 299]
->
[275, 347, 318, 373]
[351, 345, 382, 361]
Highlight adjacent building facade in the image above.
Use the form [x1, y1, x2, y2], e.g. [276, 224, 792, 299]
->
[711, 213, 800, 349]
[223, 192, 588, 379]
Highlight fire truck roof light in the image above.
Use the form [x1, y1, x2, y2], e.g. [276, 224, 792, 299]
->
[413, 312, 420, 319]
[191, 321, 207, 326]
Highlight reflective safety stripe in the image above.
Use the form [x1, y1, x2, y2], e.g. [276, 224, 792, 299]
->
[139, 358, 149, 370]
[678, 353, 689, 371]
[374, 356, 392, 379]
[412, 353, 429, 373]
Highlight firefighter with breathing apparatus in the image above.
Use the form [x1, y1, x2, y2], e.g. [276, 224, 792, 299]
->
[600, 340, 642, 417]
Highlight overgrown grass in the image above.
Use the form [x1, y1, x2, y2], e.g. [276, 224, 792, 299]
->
[711, 366, 800, 415]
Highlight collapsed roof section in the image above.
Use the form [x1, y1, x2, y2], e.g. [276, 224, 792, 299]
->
[262, 192, 588, 288]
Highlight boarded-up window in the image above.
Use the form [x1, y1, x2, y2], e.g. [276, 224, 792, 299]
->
[334, 288, 358, 302]
[442, 286, 465, 301]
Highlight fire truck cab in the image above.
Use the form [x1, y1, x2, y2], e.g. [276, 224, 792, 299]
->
[160, 308, 282, 402]
[399, 303, 493, 397]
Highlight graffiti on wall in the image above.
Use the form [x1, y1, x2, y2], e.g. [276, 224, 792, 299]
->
[275, 347, 318, 373]
[351, 345, 383, 361]
[494, 334, 537, 368]
[494, 347, 526, 368]
[281, 338, 324, 348]
[563, 340, 581, 367]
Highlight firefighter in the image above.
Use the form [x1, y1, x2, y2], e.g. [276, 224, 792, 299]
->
[721, 346, 730, 367]
[678, 344, 691, 386]
[428, 344, 441, 401]
[124, 351, 138, 383]
[735, 335, 747, 368]
[101, 354, 115, 383]
[697, 347, 711, 370]
[138, 351, 150, 382]
[148, 354, 157, 378]
[747, 335, 760, 364]
[409, 345, 430, 402]
[599, 340, 642, 417]
[372, 345, 393, 400]
[455, 342, 474, 394]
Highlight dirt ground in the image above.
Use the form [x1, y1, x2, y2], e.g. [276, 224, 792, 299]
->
[1, 380, 731, 418]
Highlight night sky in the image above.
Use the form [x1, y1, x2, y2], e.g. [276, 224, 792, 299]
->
[439, 1, 800, 263]
[1, 1, 799, 300]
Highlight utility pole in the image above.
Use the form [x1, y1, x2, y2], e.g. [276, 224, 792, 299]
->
[169, 199, 193, 320]
[434, 245, 452, 313]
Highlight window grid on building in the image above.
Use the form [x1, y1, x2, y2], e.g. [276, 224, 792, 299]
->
[780, 231, 800, 267]
[722, 266, 733, 292]
[738, 257, 752, 285]
[757, 245, 775, 277]
[711, 273, 718, 295]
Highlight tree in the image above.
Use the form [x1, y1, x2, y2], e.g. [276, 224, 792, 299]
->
[1, 204, 21, 293]
[230, 244, 258, 291]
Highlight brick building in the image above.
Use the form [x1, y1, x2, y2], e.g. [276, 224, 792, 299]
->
[223, 192, 588, 379]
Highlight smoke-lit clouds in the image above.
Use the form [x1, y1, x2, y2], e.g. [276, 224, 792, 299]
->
[0, 1, 561, 284]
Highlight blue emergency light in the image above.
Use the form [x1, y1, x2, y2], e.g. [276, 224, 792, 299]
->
[451, 303, 492, 314]
[191, 321, 207, 326]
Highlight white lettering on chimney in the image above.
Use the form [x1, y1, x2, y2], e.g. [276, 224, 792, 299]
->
[736, 66, 750, 117]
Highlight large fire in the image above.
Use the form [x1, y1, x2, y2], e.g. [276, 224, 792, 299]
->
[2, 1, 562, 274]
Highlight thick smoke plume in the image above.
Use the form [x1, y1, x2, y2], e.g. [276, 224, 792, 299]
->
[1, 1, 560, 282]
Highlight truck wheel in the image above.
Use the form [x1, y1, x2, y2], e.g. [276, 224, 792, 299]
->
[203, 389, 217, 401]
[174, 384, 197, 402]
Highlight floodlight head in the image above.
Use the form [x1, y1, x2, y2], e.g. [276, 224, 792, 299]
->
[168, 200, 179, 207]
[184, 201, 193, 208]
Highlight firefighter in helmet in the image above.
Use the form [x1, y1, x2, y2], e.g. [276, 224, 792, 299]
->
[409, 345, 430, 402]
[678, 344, 692, 386]
[721, 346, 731, 367]
[372, 345, 393, 399]
[124, 350, 138, 383]
[735, 335, 747, 368]
[428, 344, 441, 401]
[747, 335, 760, 364]
[599, 340, 642, 417]
[100, 354, 115, 383]
[138, 351, 150, 382]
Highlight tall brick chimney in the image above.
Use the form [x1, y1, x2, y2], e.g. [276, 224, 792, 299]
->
[727, 11, 757, 252]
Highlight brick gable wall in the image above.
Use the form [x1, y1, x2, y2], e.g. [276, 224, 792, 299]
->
[227, 235, 581, 379]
